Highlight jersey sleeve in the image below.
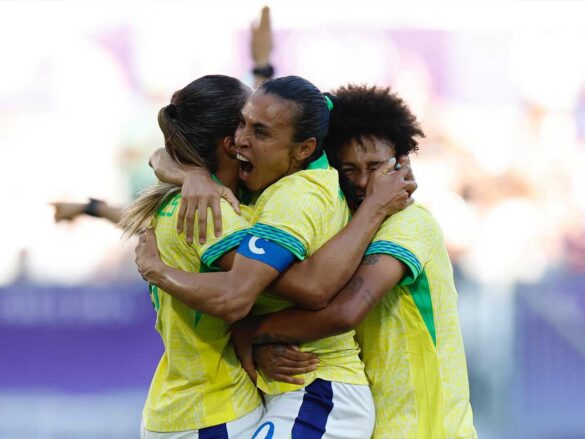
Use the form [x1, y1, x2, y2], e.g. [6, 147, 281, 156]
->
[249, 175, 331, 260]
[365, 204, 440, 286]
[193, 200, 251, 268]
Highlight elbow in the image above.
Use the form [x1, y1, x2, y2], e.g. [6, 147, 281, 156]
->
[330, 307, 362, 333]
[299, 283, 332, 311]
[222, 304, 252, 324]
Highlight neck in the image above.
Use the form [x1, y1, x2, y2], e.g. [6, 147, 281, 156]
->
[214, 154, 240, 195]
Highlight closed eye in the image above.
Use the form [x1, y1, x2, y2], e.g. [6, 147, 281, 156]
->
[368, 162, 383, 171]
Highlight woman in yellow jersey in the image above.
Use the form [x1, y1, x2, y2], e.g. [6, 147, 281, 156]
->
[135, 76, 416, 438]
[229, 85, 477, 439]
[120, 75, 268, 438]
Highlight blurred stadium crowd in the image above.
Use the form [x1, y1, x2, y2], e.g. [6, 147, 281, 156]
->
[1, 2, 584, 438]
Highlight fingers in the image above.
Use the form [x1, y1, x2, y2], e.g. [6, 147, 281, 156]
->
[271, 374, 305, 386]
[375, 160, 396, 176]
[210, 198, 222, 238]
[279, 346, 318, 363]
[260, 6, 271, 29]
[397, 163, 414, 182]
[271, 365, 317, 376]
[270, 356, 319, 369]
[176, 198, 187, 234]
[397, 155, 411, 167]
[196, 200, 207, 244]
[221, 187, 241, 215]
[404, 180, 418, 196]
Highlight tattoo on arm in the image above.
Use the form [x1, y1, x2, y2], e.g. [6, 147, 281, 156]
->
[346, 275, 364, 297]
[362, 254, 380, 266]
[360, 288, 377, 308]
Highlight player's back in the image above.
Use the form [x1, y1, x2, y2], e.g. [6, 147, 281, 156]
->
[143, 194, 261, 432]
[356, 203, 476, 439]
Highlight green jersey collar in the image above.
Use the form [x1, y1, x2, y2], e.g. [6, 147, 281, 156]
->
[306, 152, 329, 170]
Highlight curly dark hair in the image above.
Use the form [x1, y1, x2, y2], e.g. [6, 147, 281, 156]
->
[324, 84, 424, 165]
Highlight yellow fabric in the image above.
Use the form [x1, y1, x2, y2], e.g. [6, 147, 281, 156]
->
[356, 203, 477, 439]
[248, 167, 369, 394]
[143, 195, 262, 432]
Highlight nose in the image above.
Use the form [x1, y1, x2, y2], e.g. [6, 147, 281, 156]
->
[234, 126, 249, 149]
[356, 172, 369, 191]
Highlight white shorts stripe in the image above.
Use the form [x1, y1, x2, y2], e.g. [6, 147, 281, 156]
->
[250, 380, 374, 439]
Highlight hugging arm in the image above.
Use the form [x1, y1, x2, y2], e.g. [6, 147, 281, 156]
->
[137, 229, 279, 324]
[149, 148, 240, 243]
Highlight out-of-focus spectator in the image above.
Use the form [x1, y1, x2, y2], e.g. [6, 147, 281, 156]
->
[52, 200, 122, 225]
[250, 6, 274, 88]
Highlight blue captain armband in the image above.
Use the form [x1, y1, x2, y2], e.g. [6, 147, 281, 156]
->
[237, 234, 296, 273]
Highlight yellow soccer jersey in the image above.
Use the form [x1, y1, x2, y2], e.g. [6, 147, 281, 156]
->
[355, 203, 477, 439]
[143, 194, 262, 432]
[248, 153, 369, 394]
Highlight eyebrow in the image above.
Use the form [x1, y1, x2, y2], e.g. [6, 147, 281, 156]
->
[240, 111, 272, 131]
[252, 122, 270, 131]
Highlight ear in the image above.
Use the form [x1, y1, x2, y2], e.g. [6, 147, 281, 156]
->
[222, 136, 237, 158]
[293, 137, 317, 163]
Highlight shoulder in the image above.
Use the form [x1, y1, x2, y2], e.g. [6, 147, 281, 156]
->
[256, 167, 341, 210]
[375, 202, 442, 242]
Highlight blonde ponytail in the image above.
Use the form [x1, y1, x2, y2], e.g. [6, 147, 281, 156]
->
[118, 183, 181, 237]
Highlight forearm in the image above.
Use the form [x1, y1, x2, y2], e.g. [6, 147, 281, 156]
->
[241, 306, 347, 346]
[270, 198, 387, 307]
[97, 204, 122, 223]
[244, 255, 404, 344]
[149, 148, 193, 185]
[149, 265, 251, 322]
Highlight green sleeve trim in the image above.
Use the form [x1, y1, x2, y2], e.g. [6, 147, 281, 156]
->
[365, 241, 422, 285]
[201, 229, 249, 267]
[409, 270, 437, 346]
[249, 223, 307, 260]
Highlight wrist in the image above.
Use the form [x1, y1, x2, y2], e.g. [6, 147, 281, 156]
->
[252, 64, 274, 79]
[84, 198, 104, 218]
[144, 259, 168, 285]
[359, 197, 388, 221]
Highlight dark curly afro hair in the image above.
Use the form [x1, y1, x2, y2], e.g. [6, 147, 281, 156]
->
[324, 84, 424, 166]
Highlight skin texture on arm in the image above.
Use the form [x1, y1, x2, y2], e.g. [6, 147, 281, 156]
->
[136, 229, 280, 324]
[136, 159, 416, 312]
[267, 197, 397, 309]
[51, 201, 122, 224]
[262, 159, 415, 309]
[236, 253, 406, 344]
[148, 148, 240, 243]
[230, 254, 406, 384]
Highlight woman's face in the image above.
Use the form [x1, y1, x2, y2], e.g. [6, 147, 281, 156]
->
[338, 136, 396, 210]
[234, 90, 298, 192]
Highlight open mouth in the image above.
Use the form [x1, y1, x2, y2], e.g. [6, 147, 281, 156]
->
[237, 153, 254, 178]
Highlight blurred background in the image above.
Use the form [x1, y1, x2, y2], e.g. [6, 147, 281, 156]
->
[1, 1, 584, 438]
